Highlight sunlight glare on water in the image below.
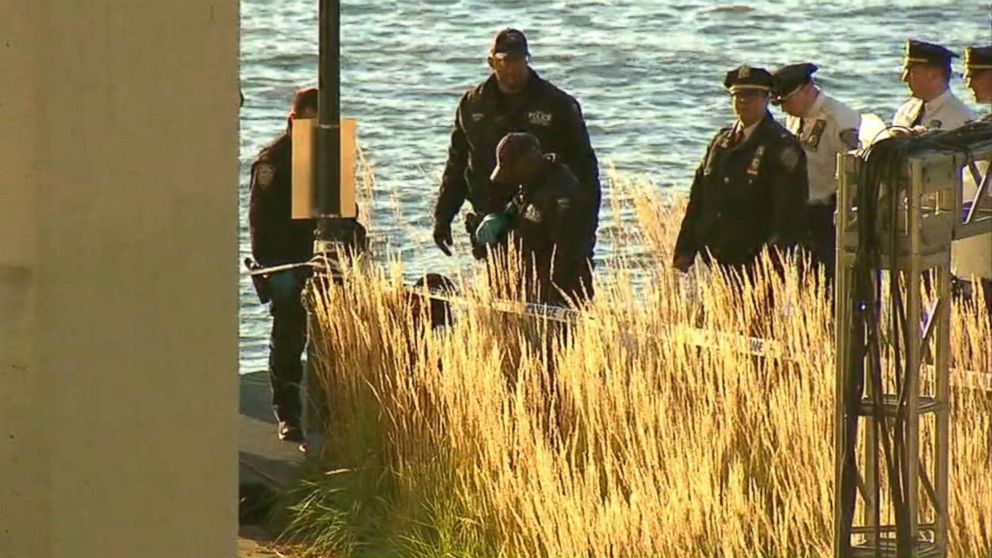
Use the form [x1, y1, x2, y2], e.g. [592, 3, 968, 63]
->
[239, 0, 991, 373]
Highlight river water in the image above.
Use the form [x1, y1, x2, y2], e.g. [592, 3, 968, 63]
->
[239, 0, 991, 373]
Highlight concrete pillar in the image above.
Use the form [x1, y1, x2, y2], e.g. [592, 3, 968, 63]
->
[0, 1, 239, 556]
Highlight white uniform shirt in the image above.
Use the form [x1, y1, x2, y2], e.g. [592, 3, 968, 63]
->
[957, 133, 991, 281]
[894, 90, 987, 280]
[892, 89, 975, 130]
[785, 92, 861, 204]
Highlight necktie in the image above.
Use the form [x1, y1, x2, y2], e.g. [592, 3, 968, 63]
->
[797, 118, 805, 136]
[911, 102, 925, 126]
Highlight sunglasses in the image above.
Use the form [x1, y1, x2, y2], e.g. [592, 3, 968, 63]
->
[770, 85, 803, 106]
[493, 53, 530, 65]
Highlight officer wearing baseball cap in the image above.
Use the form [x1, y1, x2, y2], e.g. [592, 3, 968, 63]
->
[473, 132, 594, 304]
[771, 62, 860, 280]
[893, 40, 975, 130]
[673, 65, 808, 277]
[433, 28, 600, 265]
[964, 45, 992, 107]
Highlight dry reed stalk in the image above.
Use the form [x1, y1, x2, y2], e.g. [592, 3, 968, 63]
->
[287, 171, 991, 558]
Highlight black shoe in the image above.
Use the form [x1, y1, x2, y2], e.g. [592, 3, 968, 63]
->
[277, 420, 304, 443]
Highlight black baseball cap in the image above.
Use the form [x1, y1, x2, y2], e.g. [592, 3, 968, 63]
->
[491, 28, 530, 58]
[490, 133, 542, 184]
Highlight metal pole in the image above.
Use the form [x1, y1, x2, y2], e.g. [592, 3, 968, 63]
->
[306, 0, 343, 444]
[316, 0, 342, 240]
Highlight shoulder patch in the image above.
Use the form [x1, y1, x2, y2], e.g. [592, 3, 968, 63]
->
[779, 145, 801, 171]
[839, 128, 860, 150]
[569, 100, 583, 118]
[928, 119, 942, 129]
[254, 163, 275, 188]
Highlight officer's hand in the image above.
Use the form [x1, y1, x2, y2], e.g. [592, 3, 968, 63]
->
[672, 255, 694, 273]
[433, 220, 453, 256]
[475, 213, 510, 246]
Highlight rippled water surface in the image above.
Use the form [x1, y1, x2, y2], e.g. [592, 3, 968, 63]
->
[239, 1, 991, 373]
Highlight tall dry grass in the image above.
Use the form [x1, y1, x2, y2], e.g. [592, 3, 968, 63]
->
[283, 172, 992, 558]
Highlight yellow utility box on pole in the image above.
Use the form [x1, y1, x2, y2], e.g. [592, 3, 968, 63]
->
[292, 118, 359, 220]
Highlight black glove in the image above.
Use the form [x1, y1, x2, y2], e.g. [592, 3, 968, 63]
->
[433, 220, 453, 256]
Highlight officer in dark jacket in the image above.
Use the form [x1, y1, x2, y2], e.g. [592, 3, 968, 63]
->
[248, 88, 329, 443]
[473, 133, 594, 305]
[433, 28, 600, 261]
[674, 65, 808, 276]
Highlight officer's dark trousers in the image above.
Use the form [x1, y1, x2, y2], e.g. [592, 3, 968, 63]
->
[801, 200, 836, 284]
[981, 278, 992, 317]
[959, 277, 992, 319]
[268, 290, 307, 424]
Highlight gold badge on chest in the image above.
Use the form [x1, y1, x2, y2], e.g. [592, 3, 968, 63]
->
[805, 119, 827, 151]
[746, 145, 765, 177]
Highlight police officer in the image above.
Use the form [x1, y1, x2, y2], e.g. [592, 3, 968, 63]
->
[249, 87, 366, 442]
[959, 46, 992, 313]
[893, 40, 975, 130]
[964, 46, 992, 109]
[248, 88, 320, 442]
[433, 28, 600, 262]
[673, 65, 808, 277]
[771, 63, 860, 279]
[894, 41, 989, 313]
[473, 133, 594, 305]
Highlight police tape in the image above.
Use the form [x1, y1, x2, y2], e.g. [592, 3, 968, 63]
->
[242, 261, 992, 393]
[405, 286, 992, 394]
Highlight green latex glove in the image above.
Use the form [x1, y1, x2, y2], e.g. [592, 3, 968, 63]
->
[474, 212, 511, 246]
[268, 270, 300, 304]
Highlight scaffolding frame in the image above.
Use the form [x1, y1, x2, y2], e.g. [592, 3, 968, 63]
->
[834, 138, 992, 558]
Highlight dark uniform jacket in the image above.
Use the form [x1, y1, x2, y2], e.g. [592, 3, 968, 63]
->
[504, 155, 594, 304]
[249, 133, 316, 267]
[674, 114, 809, 268]
[436, 71, 601, 243]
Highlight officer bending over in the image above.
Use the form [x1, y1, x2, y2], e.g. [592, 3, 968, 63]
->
[433, 28, 600, 261]
[474, 132, 594, 305]
[771, 62, 860, 280]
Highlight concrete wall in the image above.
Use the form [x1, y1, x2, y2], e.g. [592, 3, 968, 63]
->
[0, 1, 239, 557]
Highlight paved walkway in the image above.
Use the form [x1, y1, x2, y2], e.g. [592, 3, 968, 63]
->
[238, 371, 308, 557]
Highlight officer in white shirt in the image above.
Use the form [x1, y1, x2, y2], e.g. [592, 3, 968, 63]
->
[964, 45, 992, 108]
[771, 62, 860, 279]
[959, 45, 992, 313]
[893, 40, 976, 130]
